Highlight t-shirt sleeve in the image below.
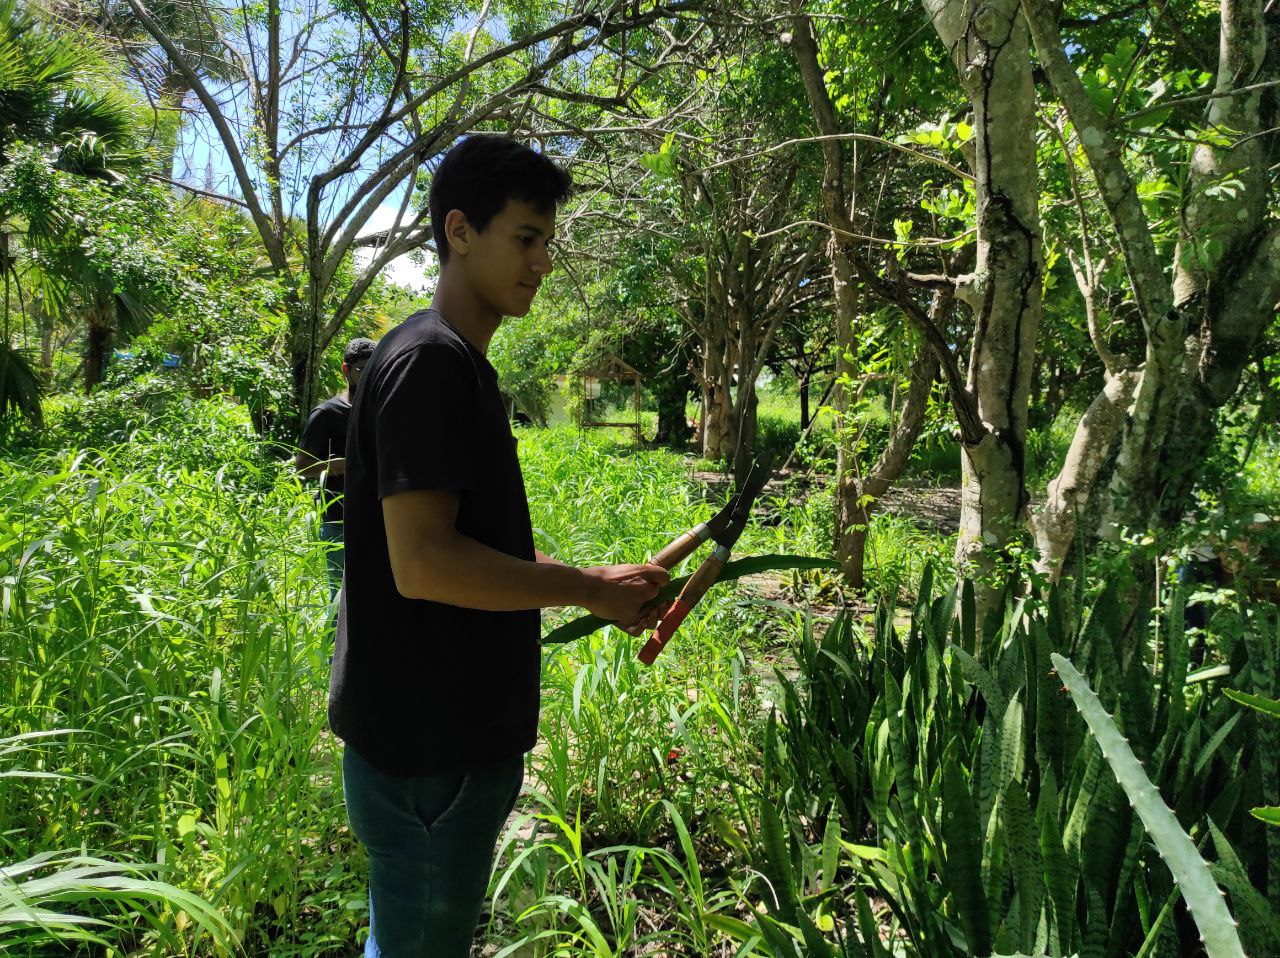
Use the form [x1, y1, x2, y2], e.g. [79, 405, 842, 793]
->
[299, 405, 338, 462]
[374, 343, 477, 499]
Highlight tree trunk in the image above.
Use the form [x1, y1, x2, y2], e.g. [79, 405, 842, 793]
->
[701, 332, 736, 461]
[38, 303, 53, 378]
[924, 0, 1043, 616]
[829, 238, 863, 585]
[799, 373, 811, 431]
[1024, 0, 1279, 565]
[731, 385, 759, 485]
[1032, 368, 1139, 579]
[788, 6, 946, 594]
[157, 70, 193, 181]
[841, 323, 942, 591]
[82, 293, 117, 393]
[286, 291, 320, 436]
[652, 367, 693, 448]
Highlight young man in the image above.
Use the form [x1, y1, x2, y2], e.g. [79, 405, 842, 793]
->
[330, 135, 668, 958]
[296, 336, 377, 600]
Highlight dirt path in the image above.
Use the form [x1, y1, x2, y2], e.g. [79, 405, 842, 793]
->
[692, 468, 962, 535]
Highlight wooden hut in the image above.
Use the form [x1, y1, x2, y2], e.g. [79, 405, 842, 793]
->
[576, 352, 644, 445]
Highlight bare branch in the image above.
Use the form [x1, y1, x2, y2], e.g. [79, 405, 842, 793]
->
[148, 173, 250, 209]
[122, 0, 287, 270]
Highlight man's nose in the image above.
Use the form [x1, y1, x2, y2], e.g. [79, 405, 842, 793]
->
[532, 246, 553, 274]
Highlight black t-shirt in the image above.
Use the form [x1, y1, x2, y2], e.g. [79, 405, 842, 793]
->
[299, 395, 351, 524]
[328, 310, 541, 777]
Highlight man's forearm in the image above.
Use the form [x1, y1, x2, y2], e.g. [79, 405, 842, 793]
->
[297, 456, 346, 479]
[394, 531, 592, 611]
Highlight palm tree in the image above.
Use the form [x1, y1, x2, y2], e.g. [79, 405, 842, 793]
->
[51, 0, 235, 179]
[0, 0, 146, 415]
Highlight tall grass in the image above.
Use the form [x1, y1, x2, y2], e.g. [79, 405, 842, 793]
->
[1, 403, 361, 954]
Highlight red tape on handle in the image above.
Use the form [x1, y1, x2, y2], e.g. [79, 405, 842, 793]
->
[637, 598, 693, 664]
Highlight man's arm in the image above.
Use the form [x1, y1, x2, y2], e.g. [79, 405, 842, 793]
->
[296, 407, 346, 478]
[295, 449, 345, 479]
[382, 489, 666, 631]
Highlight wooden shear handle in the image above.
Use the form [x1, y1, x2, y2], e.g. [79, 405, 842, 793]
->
[637, 546, 729, 665]
[649, 522, 711, 570]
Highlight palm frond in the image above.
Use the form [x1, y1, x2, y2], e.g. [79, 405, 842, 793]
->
[0, 338, 44, 424]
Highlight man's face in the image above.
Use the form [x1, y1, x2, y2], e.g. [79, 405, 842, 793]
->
[458, 198, 556, 318]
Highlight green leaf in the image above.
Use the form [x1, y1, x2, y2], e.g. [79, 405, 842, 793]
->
[541, 554, 839, 645]
[942, 757, 992, 954]
[1052, 653, 1247, 958]
[1223, 688, 1280, 720]
[1003, 782, 1043, 948]
[1251, 806, 1280, 827]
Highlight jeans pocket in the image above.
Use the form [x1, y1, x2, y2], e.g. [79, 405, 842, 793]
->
[425, 773, 472, 833]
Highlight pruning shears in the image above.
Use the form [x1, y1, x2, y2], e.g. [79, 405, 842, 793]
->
[637, 453, 774, 665]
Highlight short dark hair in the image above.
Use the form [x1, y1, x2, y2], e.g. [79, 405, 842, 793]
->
[429, 135, 572, 264]
[344, 337, 376, 365]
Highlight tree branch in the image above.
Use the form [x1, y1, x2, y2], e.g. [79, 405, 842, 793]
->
[1021, 0, 1174, 340]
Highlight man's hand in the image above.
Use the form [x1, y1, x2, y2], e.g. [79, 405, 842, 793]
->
[616, 597, 665, 637]
[580, 563, 669, 635]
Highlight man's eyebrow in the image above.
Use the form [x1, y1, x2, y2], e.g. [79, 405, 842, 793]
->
[517, 223, 554, 240]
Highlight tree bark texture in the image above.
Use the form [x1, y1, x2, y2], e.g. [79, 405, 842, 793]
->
[83, 303, 113, 393]
[923, 0, 1043, 590]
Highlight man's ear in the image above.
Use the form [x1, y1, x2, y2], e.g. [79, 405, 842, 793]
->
[341, 362, 350, 378]
[444, 208, 471, 259]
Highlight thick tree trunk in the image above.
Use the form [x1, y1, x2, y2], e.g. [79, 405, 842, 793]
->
[652, 367, 693, 448]
[925, 0, 1043, 609]
[701, 333, 737, 461]
[799, 374, 811, 431]
[1031, 369, 1139, 579]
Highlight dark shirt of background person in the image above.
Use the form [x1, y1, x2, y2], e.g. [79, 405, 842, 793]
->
[296, 337, 377, 597]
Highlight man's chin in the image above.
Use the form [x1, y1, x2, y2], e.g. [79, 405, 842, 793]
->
[506, 298, 536, 318]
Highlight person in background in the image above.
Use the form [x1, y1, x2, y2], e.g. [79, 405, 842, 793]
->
[296, 337, 377, 601]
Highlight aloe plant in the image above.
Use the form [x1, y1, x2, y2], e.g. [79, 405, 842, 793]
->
[1052, 652, 1246, 958]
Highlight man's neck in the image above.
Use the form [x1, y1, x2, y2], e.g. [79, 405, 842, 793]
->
[430, 268, 502, 354]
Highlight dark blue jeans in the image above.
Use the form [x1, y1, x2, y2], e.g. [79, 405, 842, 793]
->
[342, 745, 524, 957]
[319, 520, 345, 605]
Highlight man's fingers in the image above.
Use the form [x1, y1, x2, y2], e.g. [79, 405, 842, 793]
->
[635, 564, 670, 586]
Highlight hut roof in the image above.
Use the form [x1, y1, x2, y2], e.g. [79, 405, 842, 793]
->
[577, 352, 643, 381]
